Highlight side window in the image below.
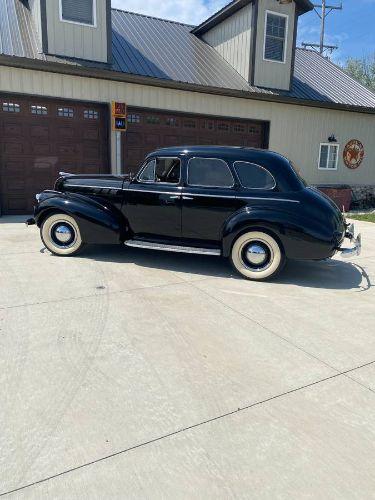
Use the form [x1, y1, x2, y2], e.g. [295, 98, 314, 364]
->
[234, 161, 276, 190]
[138, 158, 181, 184]
[319, 143, 339, 170]
[264, 11, 288, 63]
[188, 158, 234, 188]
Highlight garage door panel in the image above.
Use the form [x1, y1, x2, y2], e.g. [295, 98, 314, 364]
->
[122, 108, 268, 174]
[0, 94, 109, 215]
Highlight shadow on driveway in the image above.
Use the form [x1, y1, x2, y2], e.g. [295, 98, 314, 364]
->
[78, 244, 370, 292]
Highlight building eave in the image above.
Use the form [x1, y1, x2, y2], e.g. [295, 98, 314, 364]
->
[0, 55, 374, 116]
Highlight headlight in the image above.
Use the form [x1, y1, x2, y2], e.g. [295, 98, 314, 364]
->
[36, 193, 42, 202]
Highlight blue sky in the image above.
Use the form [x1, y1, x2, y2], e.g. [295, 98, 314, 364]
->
[297, 0, 375, 63]
[111, 0, 375, 63]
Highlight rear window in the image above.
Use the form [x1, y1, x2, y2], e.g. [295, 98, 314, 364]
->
[188, 158, 234, 188]
[234, 161, 275, 190]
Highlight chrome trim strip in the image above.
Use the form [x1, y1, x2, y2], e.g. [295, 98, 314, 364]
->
[239, 196, 300, 203]
[181, 192, 300, 203]
[125, 240, 221, 256]
[65, 185, 299, 203]
[65, 184, 123, 190]
[126, 189, 181, 196]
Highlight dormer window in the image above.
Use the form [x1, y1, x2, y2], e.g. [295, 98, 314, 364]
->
[60, 0, 96, 27]
[264, 11, 288, 63]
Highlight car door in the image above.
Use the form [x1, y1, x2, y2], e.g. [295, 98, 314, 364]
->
[181, 157, 243, 245]
[124, 156, 182, 240]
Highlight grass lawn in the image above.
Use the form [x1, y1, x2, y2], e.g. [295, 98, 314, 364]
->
[349, 214, 375, 223]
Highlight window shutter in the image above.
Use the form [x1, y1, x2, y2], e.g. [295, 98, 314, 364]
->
[61, 0, 94, 25]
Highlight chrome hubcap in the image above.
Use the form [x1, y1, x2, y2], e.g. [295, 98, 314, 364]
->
[50, 222, 76, 248]
[241, 240, 273, 272]
[246, 244, 268, 266]
[54, 225, 73, 243]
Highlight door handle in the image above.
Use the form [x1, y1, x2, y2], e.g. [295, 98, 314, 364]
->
[182, 196, 194, 200]
[168, 195, 180, 199]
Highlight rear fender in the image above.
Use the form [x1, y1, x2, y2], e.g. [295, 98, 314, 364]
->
[34, 192, 127, 244]
[222, 207, 335, 260]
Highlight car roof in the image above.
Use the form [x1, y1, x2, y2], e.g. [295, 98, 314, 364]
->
[150, 146, 285, 161]
[147, 146, 304, 191]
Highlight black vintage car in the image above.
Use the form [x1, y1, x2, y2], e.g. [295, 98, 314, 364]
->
[27, 146, 361, 281]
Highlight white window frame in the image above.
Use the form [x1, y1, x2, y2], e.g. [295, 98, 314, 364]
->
[59, 0, 97, 28]
[263, 10, 289, 64]
[318, 143, 340, 171]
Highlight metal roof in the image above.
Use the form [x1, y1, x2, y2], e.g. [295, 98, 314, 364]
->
[1, 1, 375, 111]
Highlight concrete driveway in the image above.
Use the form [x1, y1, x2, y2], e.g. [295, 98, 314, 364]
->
[0, 216, 374, 499]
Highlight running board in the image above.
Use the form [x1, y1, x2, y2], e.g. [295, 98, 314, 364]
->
[124, 240, 221, 256]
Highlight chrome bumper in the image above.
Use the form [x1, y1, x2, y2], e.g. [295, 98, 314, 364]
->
[338, 223, 362, 259]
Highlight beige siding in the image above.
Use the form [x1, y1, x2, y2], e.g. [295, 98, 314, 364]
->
[203, 5, 253, 81]
[29, 0, 42, 51]
[0, 65, 374, 186]
[253, 0, 295, 91]
[46, 0, 108, 63]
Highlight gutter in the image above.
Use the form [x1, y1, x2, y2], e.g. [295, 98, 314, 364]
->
[0, 54, 374, 116]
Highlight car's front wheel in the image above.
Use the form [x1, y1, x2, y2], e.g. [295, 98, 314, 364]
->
[41, 213, 84, 256]
[230, 230, 285, 281]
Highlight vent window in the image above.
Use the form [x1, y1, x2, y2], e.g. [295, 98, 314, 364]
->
[264, 12, 287, 63]
[319, 143, 339, 170]
[58, 107, 74, 118]
[2, 102, 20, 113]
[61, 0, 95, 26]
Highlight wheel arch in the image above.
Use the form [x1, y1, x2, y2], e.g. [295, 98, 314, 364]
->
[222, 213, 287, 258]
[35, 195, 127, 245]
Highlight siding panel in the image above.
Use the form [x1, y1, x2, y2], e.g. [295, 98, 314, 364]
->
[253, 0, 295, 91]
[203, 4, 252, 81]
[46, 0, 108, 62]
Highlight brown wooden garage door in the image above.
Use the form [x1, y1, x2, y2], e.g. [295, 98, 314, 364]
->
[0, 94, 110, 215]
[122, 108, 269, 174]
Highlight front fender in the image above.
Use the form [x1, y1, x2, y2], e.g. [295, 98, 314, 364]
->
[34, 192, 126, 245]
[222, 206, 337, 260]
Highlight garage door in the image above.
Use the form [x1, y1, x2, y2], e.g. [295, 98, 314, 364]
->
[0, 94, 110, 215]
[122, 108, 269, 174]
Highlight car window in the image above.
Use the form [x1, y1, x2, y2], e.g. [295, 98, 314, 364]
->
[139, 157, 181, 184]
[234, 161, 276, 190]
[188, 158, 234, 188]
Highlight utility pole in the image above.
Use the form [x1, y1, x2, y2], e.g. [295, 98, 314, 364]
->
[302, 1, 343, 57]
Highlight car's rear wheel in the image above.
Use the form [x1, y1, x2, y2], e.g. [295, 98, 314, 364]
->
[41, 213, 84, 256]
[230, 230, 285, 281]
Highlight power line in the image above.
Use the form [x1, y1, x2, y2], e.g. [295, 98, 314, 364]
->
[302, 0, 343, 57]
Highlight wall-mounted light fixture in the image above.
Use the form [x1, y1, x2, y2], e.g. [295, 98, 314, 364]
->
[328, 134, 337, 143]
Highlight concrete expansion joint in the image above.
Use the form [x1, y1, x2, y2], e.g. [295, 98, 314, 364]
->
[1, 359, 375, 499]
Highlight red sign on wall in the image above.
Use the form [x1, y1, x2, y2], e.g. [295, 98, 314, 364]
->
[343, 139, 365, 170]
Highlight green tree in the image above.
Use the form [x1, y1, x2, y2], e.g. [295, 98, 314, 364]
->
[343, 54, 375, 93]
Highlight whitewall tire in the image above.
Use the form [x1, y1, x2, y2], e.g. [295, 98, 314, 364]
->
[230, 230, 285, 281]
[41, 213, 84, 256]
